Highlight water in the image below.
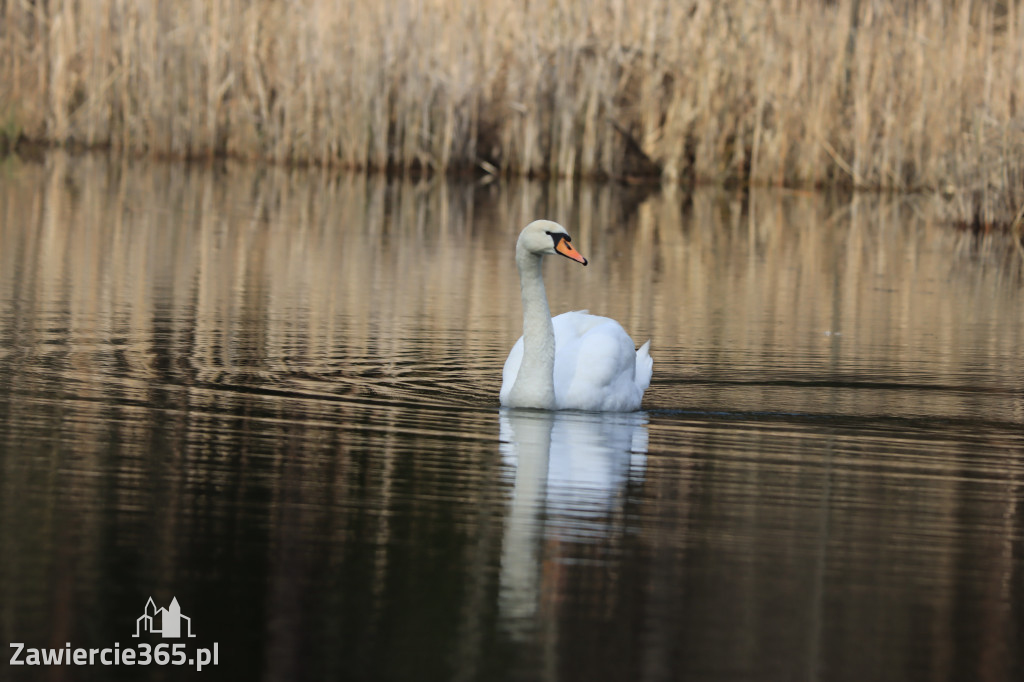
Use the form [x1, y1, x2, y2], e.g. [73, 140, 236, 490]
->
[1, 153, 1022, 681]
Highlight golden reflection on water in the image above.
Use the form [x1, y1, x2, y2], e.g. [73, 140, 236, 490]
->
[1, 153, 1021, 417]
[0, 152, 1022, 681]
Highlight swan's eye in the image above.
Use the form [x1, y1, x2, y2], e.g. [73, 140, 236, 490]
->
[545, 231, 571, 245]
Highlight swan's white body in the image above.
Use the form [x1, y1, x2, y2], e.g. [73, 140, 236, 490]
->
[499, 220, 652, 412]
[501, 311, 652, 411]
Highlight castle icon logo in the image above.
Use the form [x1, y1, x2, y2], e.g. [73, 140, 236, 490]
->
[132, 597, 196, 638]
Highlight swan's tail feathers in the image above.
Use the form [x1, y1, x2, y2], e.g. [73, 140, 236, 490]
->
[635, 340, 653, 392]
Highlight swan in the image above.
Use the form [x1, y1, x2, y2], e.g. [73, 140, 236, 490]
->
[499, 220, 653, 411]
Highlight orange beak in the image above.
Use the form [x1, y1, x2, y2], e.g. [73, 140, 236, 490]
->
[555, 238, 588, 265]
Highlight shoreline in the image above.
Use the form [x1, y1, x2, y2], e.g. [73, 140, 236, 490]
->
[2, 0, 1023, 233]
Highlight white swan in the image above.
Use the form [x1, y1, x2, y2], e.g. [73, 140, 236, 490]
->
[499, 220, 653, 411]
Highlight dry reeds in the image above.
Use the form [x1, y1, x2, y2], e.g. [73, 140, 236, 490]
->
[1, 1, 1023, 211]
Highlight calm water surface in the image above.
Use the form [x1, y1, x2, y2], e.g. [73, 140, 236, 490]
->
[1, 154, 1022, 681]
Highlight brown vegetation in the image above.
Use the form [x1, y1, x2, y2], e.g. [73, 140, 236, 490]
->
[1, 0, 1023, 225]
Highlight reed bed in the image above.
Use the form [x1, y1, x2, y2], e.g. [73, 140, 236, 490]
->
[2, 0, 1024, 222]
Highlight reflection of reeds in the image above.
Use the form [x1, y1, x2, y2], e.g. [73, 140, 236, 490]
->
[3, 2, 1024, 209]
[1, 153, 1021, 417]
[2, 158, 1022, 681]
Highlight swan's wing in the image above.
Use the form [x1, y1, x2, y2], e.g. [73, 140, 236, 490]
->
[551, 310, 601, 337]
[635, 340, 653, 392]
[552, 312, 647, 411]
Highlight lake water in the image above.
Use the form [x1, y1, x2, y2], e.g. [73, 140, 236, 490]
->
[1, 153, 1022, 681]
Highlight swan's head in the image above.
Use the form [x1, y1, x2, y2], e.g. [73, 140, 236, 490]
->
[517, 220, 588, 265]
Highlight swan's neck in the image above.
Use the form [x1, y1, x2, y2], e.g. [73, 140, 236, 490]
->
[511, 248, 556, 409]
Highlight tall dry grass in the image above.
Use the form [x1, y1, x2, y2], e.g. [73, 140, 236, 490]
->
[1, 0, 1023, 215]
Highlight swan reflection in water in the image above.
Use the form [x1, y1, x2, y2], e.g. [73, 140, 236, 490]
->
[497, 408, 648, 638]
